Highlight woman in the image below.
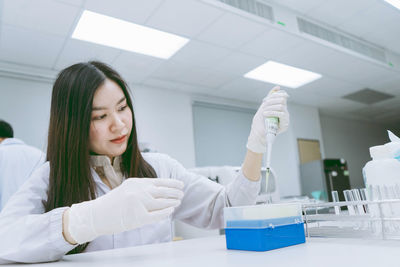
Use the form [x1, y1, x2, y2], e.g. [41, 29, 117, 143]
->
[0, 61, 289, 263]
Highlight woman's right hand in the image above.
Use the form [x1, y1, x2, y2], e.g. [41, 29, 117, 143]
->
[64, 178, 184, 244]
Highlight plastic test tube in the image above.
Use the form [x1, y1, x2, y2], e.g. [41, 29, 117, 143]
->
[368, 185, 381, 235]
[331, 191, 340, 215]
[343, 190, 356, 215]
[382, 185, 396, 233]
[352, 189, 365, 215]
[360, 188, 369, 214]
[394, 184, 400, 198]
[392, 185, 400, 231]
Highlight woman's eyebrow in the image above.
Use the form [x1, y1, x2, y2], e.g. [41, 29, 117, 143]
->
[116, 97, 126, 105]
[92, 97, 126, 111]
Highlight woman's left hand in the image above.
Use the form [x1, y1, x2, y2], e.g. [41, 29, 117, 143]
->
[246, 86, 289, 154]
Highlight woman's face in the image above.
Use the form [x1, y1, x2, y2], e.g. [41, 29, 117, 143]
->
[89, 79, 133, 160]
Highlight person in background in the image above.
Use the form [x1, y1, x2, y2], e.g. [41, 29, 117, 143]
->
[0, 120, 45, 210]
[0, 61, 289, 264]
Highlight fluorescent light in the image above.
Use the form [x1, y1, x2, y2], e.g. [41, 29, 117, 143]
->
[385, 0, 400, 10]
[72, 10, 189, 59]
[244, 61, 322, 88]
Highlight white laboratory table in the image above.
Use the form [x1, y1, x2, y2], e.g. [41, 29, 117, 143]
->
[7, 236, 400, 266]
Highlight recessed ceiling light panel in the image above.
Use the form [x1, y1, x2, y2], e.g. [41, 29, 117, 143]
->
[72, 10, 189, 59]
[385, 0, 400, 10]
[244, 61, 322, 88]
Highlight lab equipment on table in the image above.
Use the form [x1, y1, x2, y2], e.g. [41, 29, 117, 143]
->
[331, 191, 340, 215]
[224, 203, 305, 251]
[343, 190, 356, 215]
[363, 130, 400, 188]
[303, 186, 400, 240]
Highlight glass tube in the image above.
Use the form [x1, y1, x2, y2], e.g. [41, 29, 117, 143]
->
[360, 188, 369, 214]
[352, 189, 365, 214]
[331, 191, 340, 215]
[343, 190, 356, 215]
[367, 185, 381, 235]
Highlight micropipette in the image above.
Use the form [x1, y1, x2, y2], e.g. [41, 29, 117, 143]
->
[264, 116, 279, 195]
[263, 87, 283, 198]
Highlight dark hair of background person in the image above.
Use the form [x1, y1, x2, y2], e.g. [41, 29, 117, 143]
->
[0, 120, 14, 138]
[45, 61, 157, 254]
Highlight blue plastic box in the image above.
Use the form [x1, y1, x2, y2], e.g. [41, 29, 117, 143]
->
[224, 204, 306, 251]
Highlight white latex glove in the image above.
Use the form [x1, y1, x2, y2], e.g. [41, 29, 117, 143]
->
[67, 178, 184, 244]
[247, 86, 289, 154]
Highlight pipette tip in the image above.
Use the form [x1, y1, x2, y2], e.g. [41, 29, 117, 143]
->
[265, 167, 270, 195]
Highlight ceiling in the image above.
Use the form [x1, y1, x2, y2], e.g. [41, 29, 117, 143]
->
[0, 0, 399, 126]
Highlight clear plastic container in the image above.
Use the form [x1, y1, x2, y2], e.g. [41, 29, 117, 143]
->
[224, 203, 305, 251]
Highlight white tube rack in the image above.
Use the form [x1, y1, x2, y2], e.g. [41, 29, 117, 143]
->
[302, 199, 400, 240]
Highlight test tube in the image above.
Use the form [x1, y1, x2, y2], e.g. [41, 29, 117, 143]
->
[394, 184, 400, 198]
[360, 188, 369, 214]
[331, 191, 340, 215]
[352, 189, 365, 215]
[382, 185, 390, 200]
[343, 190, 355, 215]
[393, 185, 400, 231]
[360, 187, 374, 232]
[344, 190, 359, 230]
[368, 185, 382, 235]
[383, 185, 396, 233]
[370, 185, 382, 201]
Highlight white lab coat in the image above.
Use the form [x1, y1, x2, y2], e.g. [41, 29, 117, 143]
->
[0, 153, 260, 264]
[0, 138, 45, 210]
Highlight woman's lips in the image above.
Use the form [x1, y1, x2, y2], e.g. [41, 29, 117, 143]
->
[110, 135, 127, 144]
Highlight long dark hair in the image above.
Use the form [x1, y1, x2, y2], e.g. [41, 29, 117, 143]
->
[45, 61, 156, 254]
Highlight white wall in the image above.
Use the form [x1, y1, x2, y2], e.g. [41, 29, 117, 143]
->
[0, 77, 52, 152]
[192, 102, 255, 167]
[320, 115, 392, 189]
[132, 84, 196, 168]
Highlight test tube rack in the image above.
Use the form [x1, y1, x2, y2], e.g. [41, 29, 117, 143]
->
[302, 196, 400, 240]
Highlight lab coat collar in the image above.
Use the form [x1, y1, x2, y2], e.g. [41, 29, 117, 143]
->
[90, 155, 124, 189]
[0, 138, 24, 146]
[90, 155, 122, 169]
